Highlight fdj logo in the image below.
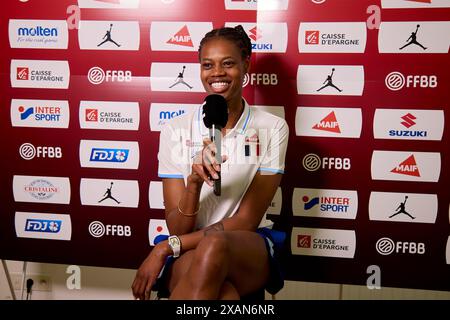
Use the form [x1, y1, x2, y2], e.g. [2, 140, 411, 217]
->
[385, 72, 437, 91]
[25, 219, 61, 233]
[243, 73, 278, 87]
[90, 148, 129, 162]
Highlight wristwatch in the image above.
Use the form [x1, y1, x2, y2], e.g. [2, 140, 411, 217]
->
[168, 235, 181, 258]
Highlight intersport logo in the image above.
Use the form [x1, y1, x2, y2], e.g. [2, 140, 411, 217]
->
[295, 107, 362, 138]
[78, 0, 140, 8]
[292, 188, 358, 220]
[225, 22, 287, 53]
[299, 22, 366, 53]
[78, 21, 140, 50]
[381, 0, 450, 8]
[373, 109, 444, 141]
[13, 175, 71, 204]
[9, 19, 68, 49]
[378, 21, 450, 53]
[80, 178, 139, 208]
[224, 0, 289, 10]
[79, 101, 139, 131]
[150, 63, 204, 92]
[11, 99, 69, 129]
[150, 22, 212, 51]
[291, 227, 356, 258]
[11, 59, 70, 89]
[15, 211, 72, 240]
[149, 103, 196, 131]
[297, 65, 364, 96]
[79, 139, 139, 169]
[371, 150, 440, 182]
[369, 191, 437, 224]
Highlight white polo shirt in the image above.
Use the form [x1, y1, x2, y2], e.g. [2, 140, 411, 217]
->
[158, 99, 289, 229]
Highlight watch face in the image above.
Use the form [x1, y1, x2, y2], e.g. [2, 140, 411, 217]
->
[169, 236, 180, 247]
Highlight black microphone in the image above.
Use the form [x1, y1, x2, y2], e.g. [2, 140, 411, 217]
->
[202, 94, 228, 196]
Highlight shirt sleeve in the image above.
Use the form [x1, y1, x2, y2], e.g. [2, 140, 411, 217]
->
[157, 123, 185, 179]
[258, 118, 289, 174]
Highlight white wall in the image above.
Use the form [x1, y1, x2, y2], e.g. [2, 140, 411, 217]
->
[1, 260, 449, 300]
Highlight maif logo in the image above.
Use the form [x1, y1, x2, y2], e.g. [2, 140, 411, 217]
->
[371, 150, 440, 182]
[79, 140, 139, 169]
[19, 143, 62, 160]
[385, 71, 437, 91]
[150, 22, 212, 51]
[302, 153, 351, 172]
[80, 178, 139, 208]
[225, 22, 287, 53]
[373, 109, 444, 141]
[11, 99, 70, 128]
[149, 103, 195, 131]
[224, 0, 289, 10]
[88, 66, 132, 85]
[148, 219, 169, 246]
[295, 107, 362, 138]
[297, 65, 364, 96]
[291, 227, 356, 258]
[376, 237, 425, 256]
[150, 63, 204, 92]
[78, 21, 140, 50]
[299, 22, 367, 53]
[9, 19, 68, 49]
[78, 0, 140, 8]
[369, 191, 437, 224]
[292, 188, 358, 220]
[15, 212, 72, 240]
[79, 101, 139, 131]
[381, 0, 450, 9]
[11, 59, 70, 89]
[379, 21, 450, 53]
[13, 175, 71, 204]
[89, 221, 131, 238]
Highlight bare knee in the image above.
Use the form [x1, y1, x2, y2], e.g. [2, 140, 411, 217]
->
[192, 232, 230, 275]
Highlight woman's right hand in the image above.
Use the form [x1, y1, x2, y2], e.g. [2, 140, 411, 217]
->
[191, 138, 227, 187]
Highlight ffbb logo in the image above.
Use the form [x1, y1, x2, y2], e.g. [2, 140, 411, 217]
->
[385, 71, 437, 91]
[19, 143, 62, 160]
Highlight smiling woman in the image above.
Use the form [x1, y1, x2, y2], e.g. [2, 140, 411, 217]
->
[132, 25, 289, 300]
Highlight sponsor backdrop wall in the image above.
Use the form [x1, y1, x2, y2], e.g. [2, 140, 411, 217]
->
[1, 0, 449, 292]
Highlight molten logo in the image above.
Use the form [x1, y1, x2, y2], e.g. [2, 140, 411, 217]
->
[312, 111, 341, 133]
[391, 154, 420, 177]
[167, 25, 193, 47]
[400, 113, 416, 128]
[249, 26, 262, 41]
[305, 31, 319, 44]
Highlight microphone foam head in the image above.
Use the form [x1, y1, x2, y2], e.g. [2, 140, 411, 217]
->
[202, 94, 228, 128]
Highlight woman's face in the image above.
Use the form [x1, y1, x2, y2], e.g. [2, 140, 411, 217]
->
[199, 38, 249, 108]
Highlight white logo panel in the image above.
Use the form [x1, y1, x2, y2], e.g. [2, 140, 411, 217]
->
[446, 236, 450, 264]
[225, 22, 287, 53]
[371, 151, 441, 182]
[369, 191, 437, 224]
[379, 22, 450, 53]
[149, 181, 164, 209]
[79, 140, 140, 169]
[78, 0, 139, 8]
[381, 0, 450, 8]
[292, 188, 358, 219]
[11, 99, 70, 128]
[9, 19, 68, 49]
[291, 227, 356, 258]
[150, 22, 213, 51]
[15, 212, 72, 241]
[148, 219, 169, 246]
[295, 107, 362, 138]
[297, 65, 364, 96]
[373, 109, 444, 141]
[11, 59, 70, 89]
[224, 0, 289, 10]
[80, 178, 139, 208]
[150, 63, 204, 92]
[299, 22, 366, 53]
[149, 103, 196, 131]
[78, 20, 140, 50]
[13, 175, 71, 204]
[79, 101, 139, 131]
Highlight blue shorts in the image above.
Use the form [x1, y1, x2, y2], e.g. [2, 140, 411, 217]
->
[151, 228, 285, 298]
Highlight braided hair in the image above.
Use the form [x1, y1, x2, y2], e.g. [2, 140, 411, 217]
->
[198, 25, 252, 60]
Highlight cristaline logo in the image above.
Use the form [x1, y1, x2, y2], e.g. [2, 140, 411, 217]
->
[291, 227, 356, 258]
[151, 22, 212, 52]
[13, 175, 71, 204]
[15, 211, 72, 240]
